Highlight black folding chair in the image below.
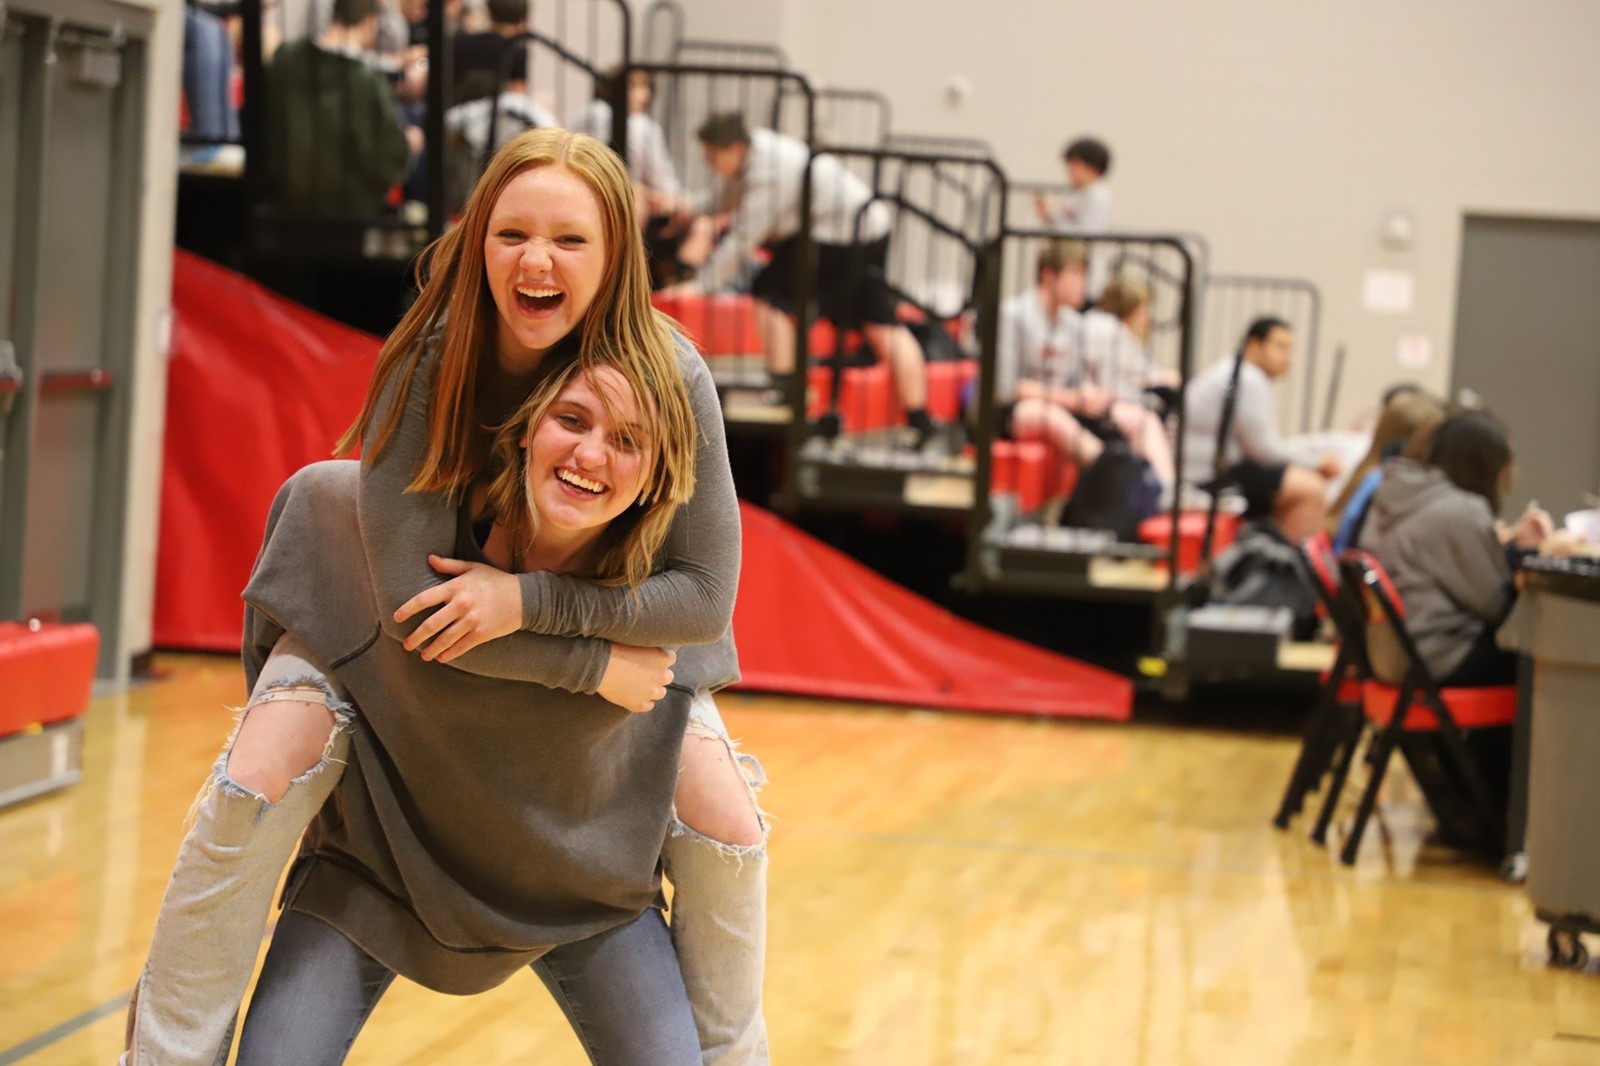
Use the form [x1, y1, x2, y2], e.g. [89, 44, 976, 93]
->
[1272, 531, 1369, 830]
[1312, 551, 1516, 865]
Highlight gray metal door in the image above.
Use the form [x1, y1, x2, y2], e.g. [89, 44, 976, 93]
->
[0, 4, 148, 675]
[1452, 215, 1600, 517]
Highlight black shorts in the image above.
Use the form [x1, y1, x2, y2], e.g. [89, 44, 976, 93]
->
[643, 214, 688, 289]
[750, 235, 898, 329]
[996, 401, 1018, 440]
[1219, 459, 1287, 519]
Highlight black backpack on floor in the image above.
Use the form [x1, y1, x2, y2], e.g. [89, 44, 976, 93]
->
[1209, 518, 1319, 639]
[1057, 437, 1162, 542]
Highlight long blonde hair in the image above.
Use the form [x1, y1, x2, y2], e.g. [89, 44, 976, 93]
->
[338, 129, 684, 508]
[483, 358, 694, 588]
[1329, 389, 1447, 524]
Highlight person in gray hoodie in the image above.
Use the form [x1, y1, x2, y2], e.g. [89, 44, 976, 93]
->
[1359, 408, 1552, 687]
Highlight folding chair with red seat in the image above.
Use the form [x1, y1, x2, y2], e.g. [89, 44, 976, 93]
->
[1312, 550, 1517, 866]
[1272, 532, 1370, 829]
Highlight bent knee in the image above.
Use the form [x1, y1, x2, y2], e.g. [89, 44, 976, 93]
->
[681, 806, 766, 850]
[225, 695, 340, 804]
[1280, 465, 1328, 501]
[674, 738, 768, 850]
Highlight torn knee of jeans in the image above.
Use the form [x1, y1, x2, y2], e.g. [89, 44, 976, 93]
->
[208, 676, 353, 803]
[669, 814, 769, 865]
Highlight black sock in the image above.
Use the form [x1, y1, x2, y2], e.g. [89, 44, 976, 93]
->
[907, 408, 935, 434]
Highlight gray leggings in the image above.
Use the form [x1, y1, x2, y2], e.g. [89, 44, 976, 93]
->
[235, 908, 700, 1066]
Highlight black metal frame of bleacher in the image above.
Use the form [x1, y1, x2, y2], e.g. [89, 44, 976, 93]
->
[625, 59, 817, 445]
[962, 229, 1201, 607]
[777, 145, 1007, 518]
[1151, 276, 1332, 699]
[777, 85, 892, 150]
[1198, 275, 1322, 435]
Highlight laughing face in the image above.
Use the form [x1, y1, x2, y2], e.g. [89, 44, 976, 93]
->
[484, 165, 609, 375]
[526, 366, 653, 542]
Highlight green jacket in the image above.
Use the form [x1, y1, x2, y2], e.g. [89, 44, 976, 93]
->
[265, 39, 411, 218]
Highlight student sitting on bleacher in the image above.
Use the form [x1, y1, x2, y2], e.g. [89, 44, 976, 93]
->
[1358, 409, 1552, 688]
[265, 0, 420, 218]
[447, 0, 527, 107]
[1074, 275, 1175, 487]
[442, 48, 557, 212]
[996, 241, 1100, 470]
[683, 112, 942, 447]
[574, 69, 715, 288]
[1182, 317, 1340, 541]
[1329, 386, 1445, 552]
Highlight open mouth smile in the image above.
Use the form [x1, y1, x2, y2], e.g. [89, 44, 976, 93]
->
[556, 467, 607, 496]
[516, 285, 565, 314]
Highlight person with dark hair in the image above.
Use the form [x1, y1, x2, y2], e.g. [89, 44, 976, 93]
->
[441, 45, 560, 212]
[1034, 136, 1113, 231]
[1181, 317, 1341, 540]
[1359, 409, 1553, 686]
[1357, 409, 1553, 846]
[685, 112, 941, 446]
[1033, 135, 1114, 295]
[264, 0, 419, 217]
[448, 0, 528, 105]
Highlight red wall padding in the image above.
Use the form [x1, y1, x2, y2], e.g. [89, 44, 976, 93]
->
[156, 253, 1131, 720]
[732, 504, 1130, 718]
[153, 251, 380, 650]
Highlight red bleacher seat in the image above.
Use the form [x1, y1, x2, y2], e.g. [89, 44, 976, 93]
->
[0, 622, 99, 737]
[809, 318, 849, 358]
[808, 363, 897, 433]
[924, 360, 975, 423]
[701, 294, 761, 355]
[651, 290, 707, 341]
[652, 292, 763, 356]
[991, 440, 1078, 514]
[1136, 510, 1239, 574]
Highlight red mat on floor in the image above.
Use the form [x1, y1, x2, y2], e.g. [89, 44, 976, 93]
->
[732, 505, 1130, 718]
[155, 252, 1130, 720]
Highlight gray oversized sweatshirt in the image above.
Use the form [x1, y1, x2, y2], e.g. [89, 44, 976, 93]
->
[1356, 457, 1513, 683]
[241, 335, 741, 994]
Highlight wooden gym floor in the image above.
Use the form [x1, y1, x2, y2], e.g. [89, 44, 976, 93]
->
[3, 653, 1600, 1065]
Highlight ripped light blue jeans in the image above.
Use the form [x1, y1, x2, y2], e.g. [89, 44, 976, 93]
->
[124, 636, 770, 1066]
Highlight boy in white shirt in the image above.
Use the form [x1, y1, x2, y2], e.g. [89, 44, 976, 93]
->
[997, 240, 1118, 479]
[685, 112, 939, 445]
[1182, 317, 1342, 540]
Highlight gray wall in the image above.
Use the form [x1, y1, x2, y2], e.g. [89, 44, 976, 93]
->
[654, 0, 1600, 426]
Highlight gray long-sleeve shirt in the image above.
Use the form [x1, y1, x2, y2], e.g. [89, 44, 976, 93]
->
[1180, 355, 1291, 486]
[240, 328, 740, 994]
[358, 332, 741, 695]
[245, 461, 691, 995]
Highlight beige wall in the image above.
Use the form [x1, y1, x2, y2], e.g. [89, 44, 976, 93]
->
[657, 0, 1600, 425]
[119, 0, 182, 677]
